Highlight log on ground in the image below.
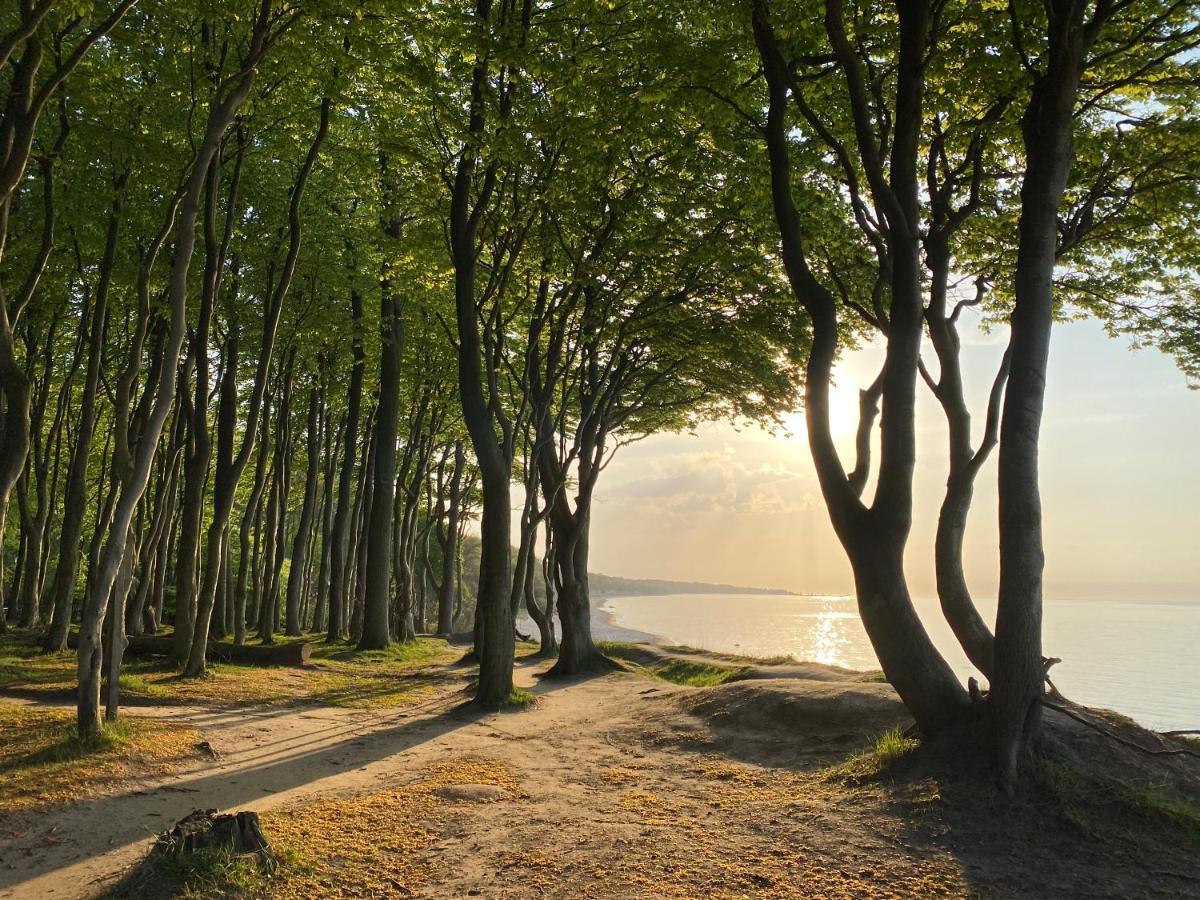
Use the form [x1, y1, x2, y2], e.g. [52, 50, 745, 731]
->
[67, 632, 312, 666]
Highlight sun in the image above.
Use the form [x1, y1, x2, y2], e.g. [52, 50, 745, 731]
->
[779, 377, 862, 443]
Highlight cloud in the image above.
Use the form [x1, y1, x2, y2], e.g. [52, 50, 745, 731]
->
[599, 445, 818, 516]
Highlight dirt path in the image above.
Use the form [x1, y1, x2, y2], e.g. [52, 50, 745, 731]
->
[0, 656, 922, 899]
[2, 655, 1196, 899]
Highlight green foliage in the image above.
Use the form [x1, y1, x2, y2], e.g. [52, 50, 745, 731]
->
[1, 0, 1197, 747]
[827, 726, 919, 783]
[153, 847, 267, 898]
[653, 659, 748, 688]
[502, 688, 538, 709]
[1039, 759, 1200, 842]
[599, 642, 748, 687]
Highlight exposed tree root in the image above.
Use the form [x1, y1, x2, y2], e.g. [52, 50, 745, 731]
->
[1042, 699, 1200, 760]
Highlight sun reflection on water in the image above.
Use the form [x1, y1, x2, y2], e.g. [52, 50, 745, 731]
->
[807, 596, 849, 666]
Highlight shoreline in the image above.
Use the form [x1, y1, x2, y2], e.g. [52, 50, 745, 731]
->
[592, 593, 1198, 733]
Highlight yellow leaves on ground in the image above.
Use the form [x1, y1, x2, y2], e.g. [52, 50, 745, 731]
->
[263, 757, 520, 898]
[0, 705, 199, 816]
[0, 632, 459, 710]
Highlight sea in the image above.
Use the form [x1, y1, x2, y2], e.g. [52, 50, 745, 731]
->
[589, 592, 1199, 732]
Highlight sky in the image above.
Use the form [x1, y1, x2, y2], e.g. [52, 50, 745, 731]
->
[585, 315, 1200, 603]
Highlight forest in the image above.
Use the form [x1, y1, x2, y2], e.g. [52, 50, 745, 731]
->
[1, 0, 1198, 898]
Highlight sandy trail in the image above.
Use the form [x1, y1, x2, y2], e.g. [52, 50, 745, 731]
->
[3, 654, 1195, 899]
[0, 661, 689, 898]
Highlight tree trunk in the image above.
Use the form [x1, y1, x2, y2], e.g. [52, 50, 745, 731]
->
[188, 99, 327, 671]
[76, 11, 277, 735]
[349, 422, 376, 643]
[285, 385, 321, 636]
[436, 441, 465, 635]
[44, 226, 112, 651]
[312, 410, 340, 633]
[327, 291, 365, 642]
[527, 520, 557, 657]
[448, 0, 515, 705]
[359, 282, 403, 650]
[236, 391, 273, 645]
[993, 8, 1087, 788]
[547, 506, 595, 676]
[171, 150, 231, 666]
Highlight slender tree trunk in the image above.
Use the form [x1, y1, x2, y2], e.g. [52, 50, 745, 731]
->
[527, 519, 556, 657]
[327, 291, 365, 642]
[750, 0, 968, 735]
[236, 391, 273, 645]
[449, 0, 515, 705]
[547, 505, 595, 676]
[993, 7, 1087, 788]
[349, 423, 376, 643]
[76, 10, 278, 735]
[44, 230, 113, 651]
[187, 99, 327, 672]
[285, 385, 322, 636]
[436, 441, 465, 635]
[312, 411, 340, 633]
[258, 361, 294, 646]
[359, 276, 403, 650]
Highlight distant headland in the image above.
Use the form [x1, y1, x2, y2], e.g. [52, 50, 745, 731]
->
[589, 572, 797, 597]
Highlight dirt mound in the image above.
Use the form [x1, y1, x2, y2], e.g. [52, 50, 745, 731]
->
[866, 702, 1200, 900]
[643, 677, 910, 767]
[608, 642, 870, 682]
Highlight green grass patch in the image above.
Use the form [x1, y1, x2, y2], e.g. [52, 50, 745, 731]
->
[113, 843, 306, 899]
[1039, 759, 1200, 841]
[827, 725, 919, 783]
[597, 642, 747, 687]
[654, 658, 747, 687]
[1123, 782, 1200, 837]
[0, 630, 76, 691]
[596, 640, 641, 655]
[667, 644, 798, 666]
[156, 847, 266, 897]
[0, 705, 199, 814]
[503, 688, 538, 709]
[1, 630, 458, 710]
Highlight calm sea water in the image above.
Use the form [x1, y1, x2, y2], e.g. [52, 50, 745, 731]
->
[596, 592, 1199, 731]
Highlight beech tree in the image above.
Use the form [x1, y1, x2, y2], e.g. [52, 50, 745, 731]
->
[0, 0, 1190, 769]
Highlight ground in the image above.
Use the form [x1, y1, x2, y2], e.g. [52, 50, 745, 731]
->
[0, 632, 1197, 899]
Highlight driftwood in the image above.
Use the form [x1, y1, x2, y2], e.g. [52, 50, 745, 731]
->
[157, 808, 276, 871]
[68, 632, 311, 666]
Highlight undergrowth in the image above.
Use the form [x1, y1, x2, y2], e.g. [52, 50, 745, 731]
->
[0, 630, 457, 709]
[503, 687, 538, 709]
[1039, 758, 1200, 842]
[826, 725, 920, 783]
[597, 641, 748, 687]
[0, 705, 198, 814]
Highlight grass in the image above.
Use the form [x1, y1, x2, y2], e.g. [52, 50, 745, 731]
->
[111, 839, 307, 899]
[503, 687, 538, 709]
[666, 644, 798, 666]
[653, 658, 748, 687]
[826, 725, 920, 783]
[0, 630, 458, 710]
[0, 704, 199, 815]
[154, 847, 269, 898]
[597, 641, 749, 687]
[1039, 758, 1200, 841]
[91, 730, 520, 900]
[1123, 782, 1200, 837]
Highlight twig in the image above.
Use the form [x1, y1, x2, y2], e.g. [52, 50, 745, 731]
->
[1042, 699, 1200, 759]
[1148, 869, 1200, 884]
